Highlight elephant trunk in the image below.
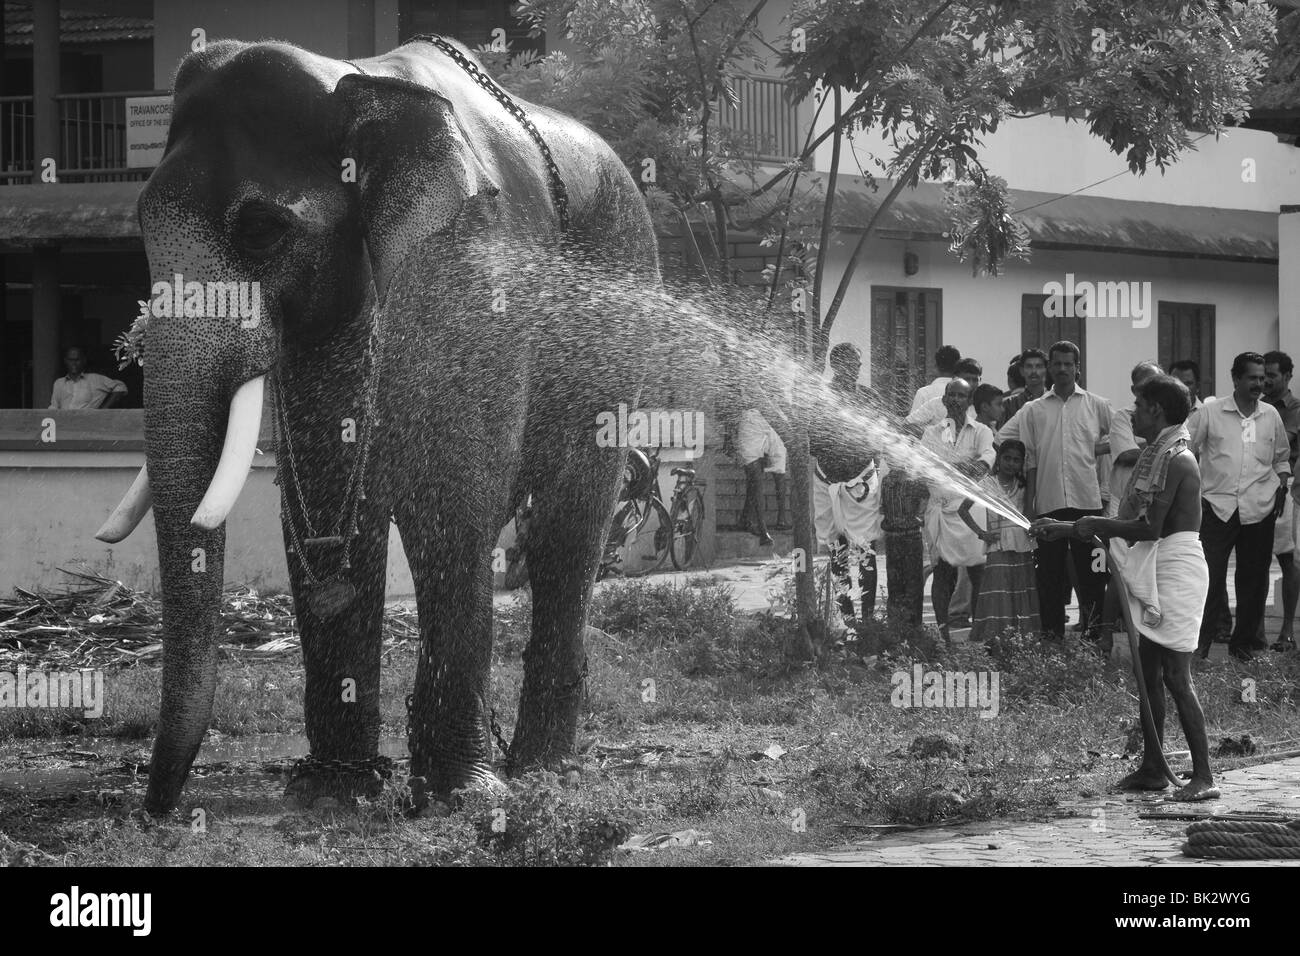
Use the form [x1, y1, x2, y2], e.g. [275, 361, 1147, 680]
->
[142, 315, 271, 814]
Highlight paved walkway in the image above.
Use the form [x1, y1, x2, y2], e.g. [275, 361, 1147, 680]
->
[775, 757, 1300, 866]
[514, 551, 1287, 656]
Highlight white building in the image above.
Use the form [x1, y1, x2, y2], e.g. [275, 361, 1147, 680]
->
[689, 3, 1300, 410]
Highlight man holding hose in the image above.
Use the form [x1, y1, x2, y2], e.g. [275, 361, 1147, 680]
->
[1032, 375, 1217, 802]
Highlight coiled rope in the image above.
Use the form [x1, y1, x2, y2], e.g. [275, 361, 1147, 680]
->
[1181, 819, 1300, 859]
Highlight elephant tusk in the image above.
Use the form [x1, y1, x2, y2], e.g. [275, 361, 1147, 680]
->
[190, 375, 266, 531]
[95, 465, 153, 542]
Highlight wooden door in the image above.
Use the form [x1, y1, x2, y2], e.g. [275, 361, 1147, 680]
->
[870, 286, 942, 414]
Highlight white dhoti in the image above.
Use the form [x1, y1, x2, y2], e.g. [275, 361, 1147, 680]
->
[1108, 531, 1208, 653]
[1273, 492, 1298, 555]
[814, 465, 880, 550]
[925, 495, 986, 568]
[737, 410, 788, 473]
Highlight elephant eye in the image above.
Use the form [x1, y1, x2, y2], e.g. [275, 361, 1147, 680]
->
[235, 204, 289, 253]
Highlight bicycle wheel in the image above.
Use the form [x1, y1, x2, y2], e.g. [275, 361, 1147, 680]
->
[612, 496, 673, 577]
[598, 499, 639, 580]
[669, 488, 705, 570]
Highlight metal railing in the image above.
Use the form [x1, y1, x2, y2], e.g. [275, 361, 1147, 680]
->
[0, 90, 169, 184]
[715, 73, 802, 163]
[1, 96, 34, 184]
[57, 90, 165, 182]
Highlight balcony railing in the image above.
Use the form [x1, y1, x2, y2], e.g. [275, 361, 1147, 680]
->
[1, 96, 34, 184]
[0, 90, 169, 184]
[5, 80, 801, 179]
[715, 73, 803, 163]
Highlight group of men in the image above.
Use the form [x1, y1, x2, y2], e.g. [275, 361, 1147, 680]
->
[805, 339, 1299, 665]
[803, 339, 1296, 801]
[908, 342, 1296, 660]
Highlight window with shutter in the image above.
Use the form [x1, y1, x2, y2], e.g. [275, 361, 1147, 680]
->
[869, 287, 942, 415]
[1021, 293, 1087, 387]
[1157, 302, 1216, 400]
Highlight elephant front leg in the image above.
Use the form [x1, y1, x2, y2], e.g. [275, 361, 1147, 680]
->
[399, 519, 503, 808]
[282, 495, 390, 808]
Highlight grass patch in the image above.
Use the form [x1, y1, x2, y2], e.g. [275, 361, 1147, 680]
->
[2, 577, 1298, 866]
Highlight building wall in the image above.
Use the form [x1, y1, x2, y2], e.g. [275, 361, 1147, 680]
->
[0, 445, 734, 597]
[0, 450, 420, 598]
[822, 237, 1278, 406]
[99, 41, 157, 91]
[814, 108, 1300, 215]
[1281, 209, 1300, 357]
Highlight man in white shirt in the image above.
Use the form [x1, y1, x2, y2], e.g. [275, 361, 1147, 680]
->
[921, 377, 995, 636]
[906, 357, 982, 427]
[49, 347, 127, 409]
[999, 340, 1111, 640]
[1190, 351, 1291, 660]
[909, 345, 961, 413]
[1171, 358, 1226, 644]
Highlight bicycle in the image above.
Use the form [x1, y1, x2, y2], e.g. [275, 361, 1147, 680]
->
[598, 447, 672, 580]
[598, 446, 707, 579]
[664, 457, 706, 571]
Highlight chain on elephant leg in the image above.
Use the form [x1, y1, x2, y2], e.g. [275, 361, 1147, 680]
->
[406, 689, 505, 815]
[510, 643, 587, 769]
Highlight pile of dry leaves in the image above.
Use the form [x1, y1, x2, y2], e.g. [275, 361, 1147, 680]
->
[0, 569, 418, 669]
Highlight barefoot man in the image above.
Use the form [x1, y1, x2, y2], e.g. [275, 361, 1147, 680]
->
[1032, 374, 1218, 801]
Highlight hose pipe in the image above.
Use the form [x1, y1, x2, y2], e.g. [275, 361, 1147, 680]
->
[1094, 534, 1184, 791]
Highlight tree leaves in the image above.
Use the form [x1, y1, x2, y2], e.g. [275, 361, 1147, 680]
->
[943, 170, 1031, 277]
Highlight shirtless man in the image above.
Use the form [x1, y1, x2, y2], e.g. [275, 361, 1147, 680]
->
[1031, 374, 1217, 802]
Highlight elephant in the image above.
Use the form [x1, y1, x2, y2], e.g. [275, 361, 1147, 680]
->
[95, 35, 660, 814]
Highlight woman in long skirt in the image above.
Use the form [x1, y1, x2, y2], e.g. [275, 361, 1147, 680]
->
[959, 440, 1041, 641]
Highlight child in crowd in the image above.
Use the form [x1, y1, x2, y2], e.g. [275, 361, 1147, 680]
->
[959, 440, 1041, 641]
[971, 383, 1005, 432]
[880, 461, 931, 627]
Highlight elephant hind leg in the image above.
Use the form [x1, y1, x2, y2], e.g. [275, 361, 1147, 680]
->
[398, 512, 506, 807]
[511, 446, 623, 769]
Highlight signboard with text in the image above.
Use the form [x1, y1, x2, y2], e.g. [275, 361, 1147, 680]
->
[125, 96, 173, 169]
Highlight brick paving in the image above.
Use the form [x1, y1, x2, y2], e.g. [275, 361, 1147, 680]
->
[774, 757, 1300, 867]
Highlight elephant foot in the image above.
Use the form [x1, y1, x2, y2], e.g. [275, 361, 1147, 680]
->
[283, 755, 391, 810]
[407, 765, 506, 817]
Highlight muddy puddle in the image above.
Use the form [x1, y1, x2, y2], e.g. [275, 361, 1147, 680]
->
[0, 734, 411, 799]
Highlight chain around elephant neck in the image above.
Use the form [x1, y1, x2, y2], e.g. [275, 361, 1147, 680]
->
[275, 303, 382, 590]
[404, 34, 570, 233]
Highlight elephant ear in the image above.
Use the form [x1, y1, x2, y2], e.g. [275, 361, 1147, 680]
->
[334, 73, 500, 299]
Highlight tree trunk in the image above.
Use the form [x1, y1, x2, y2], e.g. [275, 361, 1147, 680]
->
[785, 427, 821, 659]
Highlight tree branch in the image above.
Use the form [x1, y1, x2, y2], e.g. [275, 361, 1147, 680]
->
[811, 85, 843, 362]
[818, 130, 941, 351]
[751, 0, 962, 199]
